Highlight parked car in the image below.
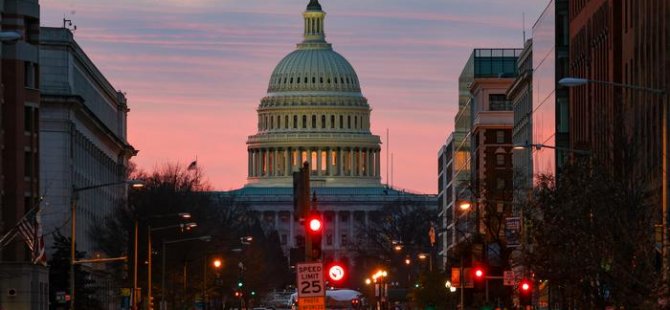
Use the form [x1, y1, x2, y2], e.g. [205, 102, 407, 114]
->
[288, 289, 363, 310]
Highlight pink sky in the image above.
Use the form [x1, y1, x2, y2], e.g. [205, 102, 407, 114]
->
[40, 0, 548, 194]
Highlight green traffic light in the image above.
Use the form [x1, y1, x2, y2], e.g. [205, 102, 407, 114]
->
[251, 291, 256, 296]
[414, 283, 419, 288]
[238, 282, 243, 287]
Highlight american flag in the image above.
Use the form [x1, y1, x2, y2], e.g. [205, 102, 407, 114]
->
[3, 207, 47, 266]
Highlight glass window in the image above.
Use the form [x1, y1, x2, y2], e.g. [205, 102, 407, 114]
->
[293, 115, 298, 129]
[496, 131, 505, 143]
[312, 115, 316, 128]
[321, 115, 326, 128]
[302, 115, 307, 128]
[496, 154, 505, 166]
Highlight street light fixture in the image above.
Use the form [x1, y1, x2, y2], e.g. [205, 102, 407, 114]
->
[147, 219, 198, 310]
[70, 179, 144, 310]
[160, 235, 211, 310]
[512, 142, 591, 155]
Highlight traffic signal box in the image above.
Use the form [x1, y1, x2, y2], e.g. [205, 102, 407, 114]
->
[518, 279, 532, 306]
[306, 212, 323, 261]
[294, 162, 324, 262]
[472, 265, 486, 282]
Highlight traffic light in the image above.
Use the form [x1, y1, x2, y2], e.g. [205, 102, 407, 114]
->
[519, 279, 533, 306]
[306, 212, 322, 261]
[472, 266, 486, 281]
[234, 291, 242, 298]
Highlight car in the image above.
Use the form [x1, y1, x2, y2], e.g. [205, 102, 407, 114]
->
[288, 289, 364, 309]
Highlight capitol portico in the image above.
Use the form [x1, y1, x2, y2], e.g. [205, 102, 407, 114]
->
[217, 0, 435, 262]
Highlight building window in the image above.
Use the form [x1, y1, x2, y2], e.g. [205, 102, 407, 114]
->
[496, 178, 505, 190]
[321, 115, 326, 128]
[285, 115, 289, 129]
[496, 131, 505, 143]
[24, 151, 32, 177]
[302, 115, 307, 128]
[331, 115, 335, 128]
[24, 107, 33, 132]
[496, 154, 505, 166]
[489, 94, 511, 111]
[341, 234, 348, 245]
[348, 116, 351, 129]
[293, 115, 298, 128]
[326, 233, 333, 246]
[312, 115, 316, 128]
[340, 115, 343, 129]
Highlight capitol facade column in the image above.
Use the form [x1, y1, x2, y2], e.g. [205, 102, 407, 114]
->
[365, 148, 374, 177]
[274, 148, 279, 176]
[285, 148, 291, 175]
[338, 147, 344, 176]
[351, 148, 359, 177]
[327, 148, 333, 176]
[375, 149, 381, 177]
[256, 149, 262, 177]
[317, 147, 323, 176]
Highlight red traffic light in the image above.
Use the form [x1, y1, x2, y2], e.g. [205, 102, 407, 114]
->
[473, 267, 485, 279]
[307, 217, 322, 233]
[327, 263, 346, 282]
[519, 279, 532, 293]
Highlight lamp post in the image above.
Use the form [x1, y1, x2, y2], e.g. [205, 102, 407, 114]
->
[455, 200, 472, 310]
[147, 217, 195, 310]
[70, 179, 144, 310]
[559, 76, 668, 282]
[160, 235, 211, 310]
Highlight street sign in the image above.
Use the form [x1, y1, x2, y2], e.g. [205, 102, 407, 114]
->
[327, 264, 345, 282]
[296, 262, 325, 310]
[503, 270, 515, 286]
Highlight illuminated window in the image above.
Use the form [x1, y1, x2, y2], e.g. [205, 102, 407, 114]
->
[321, 151, 327, 171]
[311, 152, 317, 171]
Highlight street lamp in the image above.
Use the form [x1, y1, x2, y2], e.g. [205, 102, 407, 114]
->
[512, 142, 591, 155]
[560, 76, 669, 283]
[147, 218, 197, 310]
[160, 235, 211, 310]
[70, 179, 144, 310]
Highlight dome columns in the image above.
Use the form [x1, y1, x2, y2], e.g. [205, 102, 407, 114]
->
[247, 146, 381, 179]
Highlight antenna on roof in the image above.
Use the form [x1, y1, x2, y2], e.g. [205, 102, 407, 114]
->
[63, 10, 77, 32]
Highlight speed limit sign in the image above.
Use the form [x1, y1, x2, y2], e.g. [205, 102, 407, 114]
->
[296, 262, 325, 310]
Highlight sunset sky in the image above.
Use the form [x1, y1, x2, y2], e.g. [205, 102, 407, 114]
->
[40, 0, 548, 194]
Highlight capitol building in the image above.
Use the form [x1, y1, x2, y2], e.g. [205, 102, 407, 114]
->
[216, 0, 435, 264]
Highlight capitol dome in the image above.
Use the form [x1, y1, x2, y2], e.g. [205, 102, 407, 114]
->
[246, 0, 382, 187]
[268, 49, 361, 93]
